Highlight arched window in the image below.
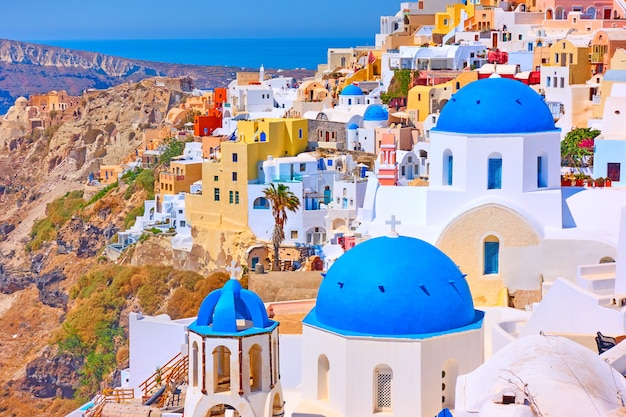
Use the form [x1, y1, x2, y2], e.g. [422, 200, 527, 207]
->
[317, 355, 330, 400]
[249, 344, 262, 392]
[253, 197, 269, 209]
[374, 364, 393, 413]
[192, 342, 199, 387]
[487, 154, 502, 189]
[443, 149, 453, 186]
[483, 235, 500, 275]
[212, 346, 231, 393]
[537, 154, 548, 188]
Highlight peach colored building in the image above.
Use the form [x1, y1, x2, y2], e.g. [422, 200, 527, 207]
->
[99, 165, 124, 185]
[378, 133, 398, 186]
[591, 29, 626, 75]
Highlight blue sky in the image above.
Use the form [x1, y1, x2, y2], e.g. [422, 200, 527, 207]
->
[1, 0, 399, 40]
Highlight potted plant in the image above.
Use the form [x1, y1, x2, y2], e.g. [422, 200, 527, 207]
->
[595, 177, 605, 188]
[574, 173, 586, 186]
[605, 177, 612, 187]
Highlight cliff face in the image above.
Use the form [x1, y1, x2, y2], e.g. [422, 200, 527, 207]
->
[0, 39, 314, 115]
[0, 39, 155, 77]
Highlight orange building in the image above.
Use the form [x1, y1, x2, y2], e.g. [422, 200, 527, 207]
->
[193, 88, 227, 137]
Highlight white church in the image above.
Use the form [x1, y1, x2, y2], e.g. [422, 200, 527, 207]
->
[356, 77, 626, 304]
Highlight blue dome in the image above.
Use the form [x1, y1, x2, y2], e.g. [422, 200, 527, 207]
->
[304, 236, 482, 337]
[347, 123, 359, 130]
[340, 84, 364, 96]
[363, 104, 388, 121]
[189, 279, 276, 336]
[434, 78, 557, 134]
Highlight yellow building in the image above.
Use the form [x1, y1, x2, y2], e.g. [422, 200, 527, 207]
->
[406, 71, 478, 123]
[159, 159, 203, 197]
[186, 118, 309, 230]
[543, 38, 591, 85]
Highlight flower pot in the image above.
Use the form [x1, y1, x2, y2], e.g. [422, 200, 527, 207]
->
[575, 179, 584, 186]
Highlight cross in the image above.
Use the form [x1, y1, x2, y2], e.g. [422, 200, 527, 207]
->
[226, 260, 242, 280]
[386, 215, 401, 238]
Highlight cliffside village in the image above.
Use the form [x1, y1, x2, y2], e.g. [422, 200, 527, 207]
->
[8, 1, 626, 416]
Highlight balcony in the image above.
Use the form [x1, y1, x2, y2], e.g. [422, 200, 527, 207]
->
[160, 173, 185, 181]
[590, 53, 605, 63]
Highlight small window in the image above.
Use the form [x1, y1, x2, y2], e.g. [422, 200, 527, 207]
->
[484, 237, 500, 275]
[229, 191, 234, 204]
[547, 77, 551, 87]
[608, 163, 621, 182]
[180, 221, 186, 227]
[214, 175, 219, 181]
[555, 53, 559, 63]
[235, 191, 239, 204]
[214, 188, 220, 201]
[300, 163, 306, 172]
[232, 153, 238, 162]
[488, 158, 502, 189]
[560, 77, 565, 88]
[291, 230, 298, 239]
[178, 209, 183, 214]
[298, 128, 303, 139]
[232, 172, 238, 181]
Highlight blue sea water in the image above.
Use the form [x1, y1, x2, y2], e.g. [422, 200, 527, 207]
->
[32, 38, 374, 70]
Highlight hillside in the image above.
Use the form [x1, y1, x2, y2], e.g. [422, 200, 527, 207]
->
[0, 39, 314, 114]
[0, 78, 241, 416]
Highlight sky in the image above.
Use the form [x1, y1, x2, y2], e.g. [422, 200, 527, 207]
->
[1, 0, 400, 40]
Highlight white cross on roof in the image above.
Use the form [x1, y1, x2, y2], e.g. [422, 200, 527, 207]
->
[226, 260, 242, 280]
[386, 215, 401, 238]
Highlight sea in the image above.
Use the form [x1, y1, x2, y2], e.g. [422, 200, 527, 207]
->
[32, 37, 374, 70]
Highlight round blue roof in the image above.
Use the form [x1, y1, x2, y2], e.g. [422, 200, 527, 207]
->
[340, 84, 364, 96]
[304, 236, 480, 337]
[189, 279, 276, 336]
[347, 123, 359, 130]
[434, 78, 557, 134]
[363, 104, 389, 121]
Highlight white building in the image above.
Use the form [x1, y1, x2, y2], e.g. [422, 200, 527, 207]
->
[297, 234, 484, 417]
[356, 77, 626, 302]
[184, 270, 284, 417]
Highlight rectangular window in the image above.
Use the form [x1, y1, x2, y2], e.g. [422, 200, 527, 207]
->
[298, 128, 303, 139]
[214, 188, 220, 201]
[180, 221, 186, 227]
[555, 53, 559, 64]
[447, 155, 453, 186]
[560, 77, 565, 88]
[375, 370, 393, 411]
[300, 163, 306, 172]
[178, 209, 183, 214]
[484, 241, 500, 274]
[569, 53, 573, 64]
[488, 158, 502, 189]
[229, 191, 234, 204]
[232, 172, 238, 181]
[608, 163, 621, 182]
[235, 191, 239, 204]
[291, 230, 298, 239]
[546, 77, 551, 87]
[232, 153, 238, 162]
[214, 175, 219, 181]
[537, 156, 547, 188]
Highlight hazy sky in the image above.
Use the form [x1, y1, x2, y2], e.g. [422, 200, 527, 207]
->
[1, 0, 400, 40]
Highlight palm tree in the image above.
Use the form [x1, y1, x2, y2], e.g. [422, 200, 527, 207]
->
[262, 183, 300, 271]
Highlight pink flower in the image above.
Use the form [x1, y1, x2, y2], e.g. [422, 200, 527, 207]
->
[578, 138, 594, 151]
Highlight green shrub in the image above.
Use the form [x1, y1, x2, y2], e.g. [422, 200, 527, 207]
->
[86, 182, 118, 206]
[124, 206, 144, 229]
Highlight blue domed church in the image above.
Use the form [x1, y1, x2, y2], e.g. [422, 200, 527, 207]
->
[296, 234, 484, 417]
[184, 265, 284, 417]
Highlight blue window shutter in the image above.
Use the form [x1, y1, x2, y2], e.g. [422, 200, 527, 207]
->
[484, 241, 499, 274]
[447, 155, 453, 185]
[488, 158, 502, 189]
